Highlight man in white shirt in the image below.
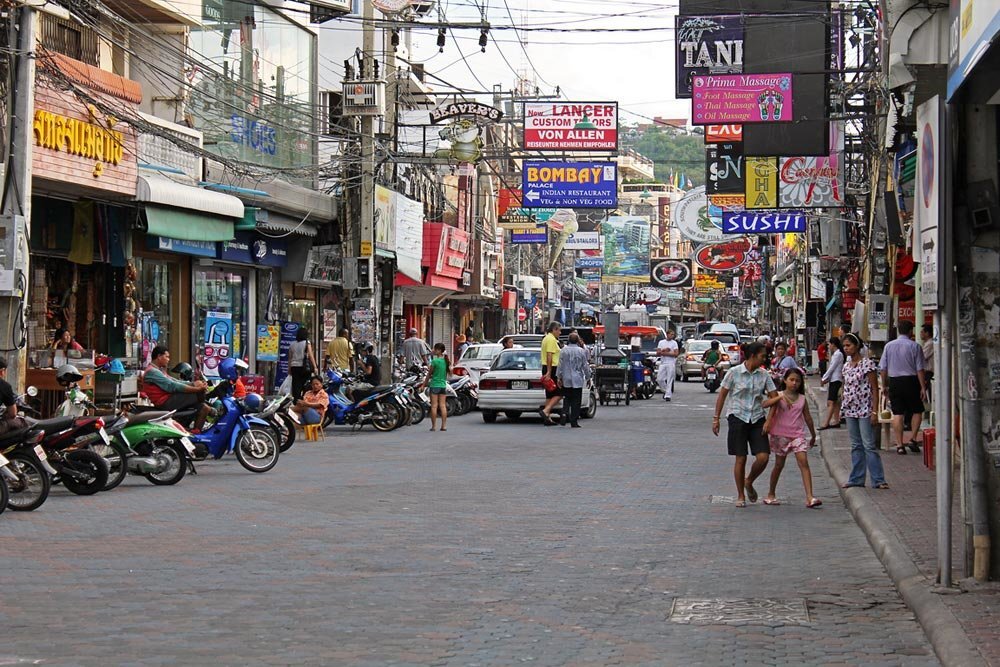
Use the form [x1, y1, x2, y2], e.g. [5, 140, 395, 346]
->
[656, 329, 680, 402]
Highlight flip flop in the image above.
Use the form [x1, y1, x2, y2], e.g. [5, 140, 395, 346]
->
[907, 439, 922, 453]
[745, 481, 758, 503]
[735, 500, 747, 508]
[763, 498, 781, 506]
[807, 498, 823, 508]
[873, 483, 891, 490]
[896, 446, 908, 455]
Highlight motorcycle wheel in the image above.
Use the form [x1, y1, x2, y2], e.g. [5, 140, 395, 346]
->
[459, 394, 474, 415]
[275, 414, 297, 453]
[6, 451, 50, 511]
[235, 425, 280, 473]
[94, 439, 129, 491]
[60, 449, 109, 496]
[445, 396, 460, 417]
[144, 442, 188, 486]
[408, 400, 426, 426]
[370, 402, 403, 432]
[397, 403, 412, 426]
[0, 477, 7, 515]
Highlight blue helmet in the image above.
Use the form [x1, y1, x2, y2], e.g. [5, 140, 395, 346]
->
[242, 392, 264, 412]
[218, 357, 238, 381]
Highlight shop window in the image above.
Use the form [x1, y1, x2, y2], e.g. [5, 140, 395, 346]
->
[194, 268, 249, 366]
[137, 258, 180, 362]
[39, 15, 99, 66]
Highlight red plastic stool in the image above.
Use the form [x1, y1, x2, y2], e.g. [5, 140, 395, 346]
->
[923, 428, 936, 470]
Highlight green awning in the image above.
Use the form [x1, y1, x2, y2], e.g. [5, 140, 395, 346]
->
[144, 206, 235, 242]
[235, 206, 258, 231]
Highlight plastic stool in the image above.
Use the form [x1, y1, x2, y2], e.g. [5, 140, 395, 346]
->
[304, 424, 324, 441]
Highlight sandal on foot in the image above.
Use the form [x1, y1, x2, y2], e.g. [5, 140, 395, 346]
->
[745, 481, 758, 503]
[807, 498, 823, 508]
[841, 483, 863, 488]
[874, 483, 891, 489]
[895, 446, 908, 455]
[735, 500, 747, 508]
[762, 498, 781, 506]
[818, 425, 832, 431]
[907, 439, 922, 453]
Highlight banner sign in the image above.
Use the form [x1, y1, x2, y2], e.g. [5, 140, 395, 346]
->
[695, 273, 726, 290]
[650, 258, 694, 288]
[722, 211, 807, 234]
[576, 256, 604, 268]
[602, 216, 651, 284]
[201, 311, 232, 378]
[522, 161, 617, 208]
[673, 185, 723, 244]
[706, 141, 744, 195]
[745, 157, 779, 209]
[510, 227, 548, 244]
[274, 321, 300, 390]
[916, 96, 941, 310]
[692, 237, 754, 272]
[564, 231, 601, 250]
[256, 324, 279, 362]
[691, 73, 794, 125]
[778, 154, 844, 208]
[705, 124, 742, 143]
[675, 15, 744, 98]
[523, 102, 618, 151]
[395, 192, 424, 282]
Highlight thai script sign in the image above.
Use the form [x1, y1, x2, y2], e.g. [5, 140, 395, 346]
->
[691, 73, 794, 125]
[523, 102, 618, 151]
[33, 108, 124, 176]
[722, 211, 807, 234]
[522, 161, 617, 208]
[675, 15, 744, 98]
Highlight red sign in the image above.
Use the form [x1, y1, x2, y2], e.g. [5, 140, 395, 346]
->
[692, 238, 753, 272]
[523, 102, 618, 151]
[705, 124, 743, 143]
[498, 188, 523, 216]
[435, 225, 470, 280]
[898, 300, 916, 322]
[518, 307, 527, 322]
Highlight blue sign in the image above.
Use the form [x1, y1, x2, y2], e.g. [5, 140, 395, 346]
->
[230, 115, 277, 156]
[274, 321, 301, 390]
[722, 211, 807, 234]
[510, 227, 548, 244]
[522, 161, 618, 209]
[151, 236, 216, 257]
[576, 256, 605, 268]
[218, 232, 288, 267]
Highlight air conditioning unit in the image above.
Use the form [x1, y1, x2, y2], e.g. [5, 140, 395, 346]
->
[342, 80, 385, 116]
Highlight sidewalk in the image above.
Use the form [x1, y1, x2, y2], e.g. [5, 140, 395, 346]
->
[808, 378, 1000, 666]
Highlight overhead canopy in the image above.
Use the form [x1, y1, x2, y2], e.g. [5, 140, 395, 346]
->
[137, 174, 244, 219]
[144, 206, 235, 242]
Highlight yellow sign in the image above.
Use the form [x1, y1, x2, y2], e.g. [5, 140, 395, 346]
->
[695, 273, 726, 290]
[360, 240, 373, 257]
[745, 157, 778, 209]
[33, 106, 124, 178]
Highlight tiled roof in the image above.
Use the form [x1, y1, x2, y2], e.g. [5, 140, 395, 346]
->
[40, 50, 142, 104]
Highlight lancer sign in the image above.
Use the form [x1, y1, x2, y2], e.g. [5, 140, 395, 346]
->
[692, 73, 794, 125]
[722, 211, 807, 234]
[523, 102, 618, 151]
[522, 161, 617, 208]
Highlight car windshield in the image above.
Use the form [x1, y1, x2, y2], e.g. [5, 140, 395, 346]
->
[702, 332, 739, 344]
[492, 349, 542, 371]
[686, 340, 714, 353]
[461, 345, 502, 361]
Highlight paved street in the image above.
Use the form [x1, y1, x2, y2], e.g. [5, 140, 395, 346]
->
[0, 382, 937, 666]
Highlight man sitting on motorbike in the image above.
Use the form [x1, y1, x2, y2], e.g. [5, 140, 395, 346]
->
[701, 340, 722, 380]
[144, 346, 211, 431]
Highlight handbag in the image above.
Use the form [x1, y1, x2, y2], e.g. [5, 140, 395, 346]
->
[541, 374, 557, 392]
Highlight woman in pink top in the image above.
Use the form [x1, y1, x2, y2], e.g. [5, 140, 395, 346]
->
[762, 368, 820, 508]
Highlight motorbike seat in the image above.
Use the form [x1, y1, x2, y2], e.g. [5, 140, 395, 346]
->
[24, 416, 77, 433]
[130, 404, 164, 414]
[0, 425, 37, 448]
[350, 384, 393, 402]
[125, 411, 173, 425]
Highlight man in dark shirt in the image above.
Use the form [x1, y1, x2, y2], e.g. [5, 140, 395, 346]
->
[361, 344, 381, 385]
[0, 356, 26, 435]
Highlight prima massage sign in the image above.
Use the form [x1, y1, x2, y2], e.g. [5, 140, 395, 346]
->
[691, 73, 794, 125]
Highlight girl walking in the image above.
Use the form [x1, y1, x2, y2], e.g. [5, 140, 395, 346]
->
[840, 333, 888, 489]
[762, 368, 821, 508]
[423, 342, 450, 432]
[819, 337, 845, 429]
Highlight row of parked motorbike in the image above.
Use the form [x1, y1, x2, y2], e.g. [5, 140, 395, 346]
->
[0, 361, 479, 516]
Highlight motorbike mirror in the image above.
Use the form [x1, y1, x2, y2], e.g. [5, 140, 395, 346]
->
[25, 386, 38, 397]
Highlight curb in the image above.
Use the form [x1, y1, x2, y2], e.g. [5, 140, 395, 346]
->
[807, 386, 985, 667]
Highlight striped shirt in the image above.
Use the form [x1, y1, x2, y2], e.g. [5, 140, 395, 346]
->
[720, 363, 776, 423]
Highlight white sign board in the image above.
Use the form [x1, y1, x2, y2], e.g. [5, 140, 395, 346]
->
[915, 96, 941, 311]
[564, 232, 601, 250]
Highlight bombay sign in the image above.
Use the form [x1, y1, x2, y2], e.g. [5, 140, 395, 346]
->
[522, 161, 617, 208]
[692, 73, 794, 125]
[722, 211, 807, 234]
[523, 102, 618, 151]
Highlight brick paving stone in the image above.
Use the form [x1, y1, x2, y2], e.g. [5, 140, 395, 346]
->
[0, 381, 938, 666]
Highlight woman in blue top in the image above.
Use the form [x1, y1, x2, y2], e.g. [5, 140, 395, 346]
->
[423, 342, 450, 432]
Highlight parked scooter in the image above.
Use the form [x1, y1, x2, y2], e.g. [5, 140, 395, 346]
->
[320, 369, 406, 432]
[1, 387, 57, 511]
[259, 394, 296, 452]
[99, 412, 195, 490]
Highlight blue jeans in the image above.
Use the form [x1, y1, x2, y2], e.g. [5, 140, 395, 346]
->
[846, 416, 886, 487]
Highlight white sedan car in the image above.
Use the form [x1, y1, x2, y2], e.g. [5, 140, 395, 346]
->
[477, 348, 596, 423]
[453, 343, 504, 385]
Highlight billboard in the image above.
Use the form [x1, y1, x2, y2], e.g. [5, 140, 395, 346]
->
[675, 15, 744, 98]
[692, 73, 794, 125]
[522, 161, 617, 208]
[692, 237, 754, 271]
[523, 102, 618, 151]
[722, 210, 807, 234]
[705, 141, 744, 195]
[778, 153, 844, 208]
[601, 216, 651, 284]
[650, 259, 694, 288]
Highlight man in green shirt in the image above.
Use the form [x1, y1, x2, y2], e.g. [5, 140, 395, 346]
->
[701, 340, 722, 380]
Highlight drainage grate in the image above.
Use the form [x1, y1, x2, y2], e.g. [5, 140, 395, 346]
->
[669, 598, 810, 625]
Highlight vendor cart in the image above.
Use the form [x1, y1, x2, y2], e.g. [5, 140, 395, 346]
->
[594, 347, 630, 406]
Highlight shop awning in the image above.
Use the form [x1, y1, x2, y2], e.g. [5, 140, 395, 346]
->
[143, 206, 235, 242]
[257, 213, 318, 238]
[137, 174, 244, 219]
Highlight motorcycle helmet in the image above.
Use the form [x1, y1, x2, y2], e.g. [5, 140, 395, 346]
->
[218, 357, 238, 381]
[242, 392, 263, 412]
[171, 362, 194, 381]
[55, 364, 84, 386]
[234, 358, 249, 375]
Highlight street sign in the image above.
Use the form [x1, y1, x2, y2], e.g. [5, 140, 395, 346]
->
[722, 211, 807, 234]
[517, 307, 527, 321]
[576, 256, 604, 268]
[522, 161, 617, 209]
[695, 297, 715, 304]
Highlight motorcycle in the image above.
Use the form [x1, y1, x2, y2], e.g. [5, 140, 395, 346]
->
[99, 411, 195, 490]
[180, 382, 280, 473]
[29, 414, 110, 495]
[258, 394, 296, 452]
[448, 376, 478, 415]
[321, 369, 406, 432]
[704, 364, 722, 393]
[1, 388, 57, 511]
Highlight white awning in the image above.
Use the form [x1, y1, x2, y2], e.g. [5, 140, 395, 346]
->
[257, 213, 318, 238]
[137, 174, 244, 219]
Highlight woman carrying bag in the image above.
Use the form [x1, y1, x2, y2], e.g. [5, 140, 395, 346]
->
[288, 328, 319, 398]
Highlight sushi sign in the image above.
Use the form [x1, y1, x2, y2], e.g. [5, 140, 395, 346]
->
[524, 102, 618, 151]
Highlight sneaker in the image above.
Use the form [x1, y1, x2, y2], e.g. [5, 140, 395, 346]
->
[664, 397, 671, 402]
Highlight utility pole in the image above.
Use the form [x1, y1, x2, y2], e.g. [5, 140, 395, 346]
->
[0, 3, 39, 391]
